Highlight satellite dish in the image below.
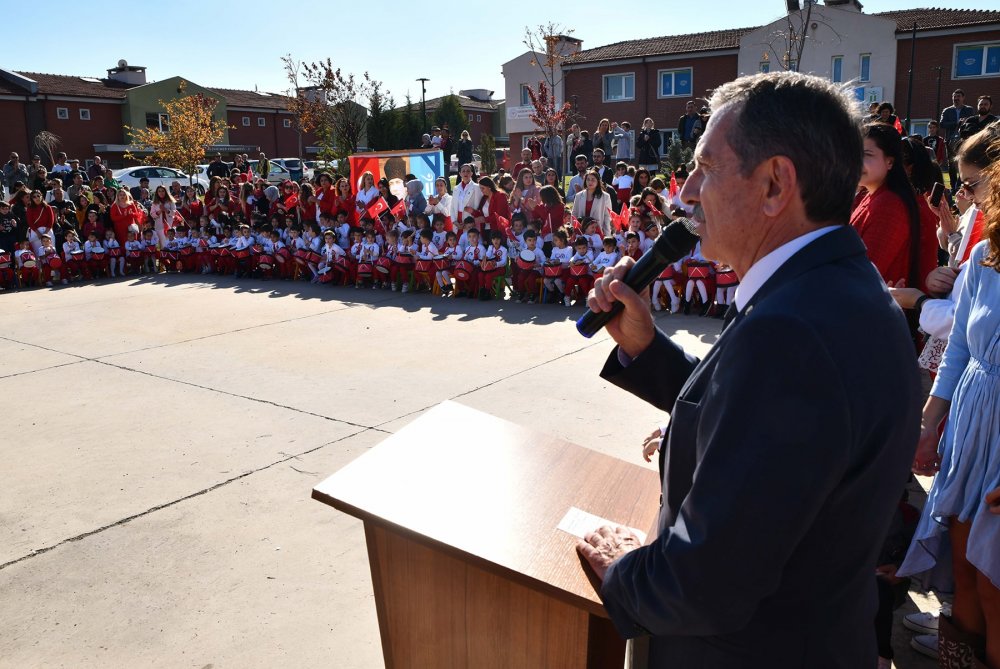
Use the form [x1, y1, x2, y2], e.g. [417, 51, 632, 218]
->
[117, 59, 128, 68]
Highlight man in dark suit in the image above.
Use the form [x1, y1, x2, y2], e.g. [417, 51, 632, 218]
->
[577, 72, 921, 667]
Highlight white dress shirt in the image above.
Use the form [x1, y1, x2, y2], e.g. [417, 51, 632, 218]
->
[734, 226, 839, 311]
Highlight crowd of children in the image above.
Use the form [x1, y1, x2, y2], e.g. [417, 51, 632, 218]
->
[0, 167, 735, 318]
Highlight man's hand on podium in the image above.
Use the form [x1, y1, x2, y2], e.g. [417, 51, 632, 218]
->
[576, 525, 642, 582]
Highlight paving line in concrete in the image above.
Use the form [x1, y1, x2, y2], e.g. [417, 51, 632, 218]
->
[0, 427, 375, 573]
[373, 335, 614, 431]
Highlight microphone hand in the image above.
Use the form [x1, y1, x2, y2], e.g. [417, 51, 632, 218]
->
[587, 257, 654, 358]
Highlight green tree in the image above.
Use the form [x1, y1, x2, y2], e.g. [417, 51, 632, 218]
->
[432, 94, 469, 138]
[368, 90, 399, 151]
[479, 133, 497, 174]
[398, 94, 423, 149]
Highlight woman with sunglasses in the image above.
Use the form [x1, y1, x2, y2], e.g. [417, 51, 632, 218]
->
[897, 123, 1000, 668]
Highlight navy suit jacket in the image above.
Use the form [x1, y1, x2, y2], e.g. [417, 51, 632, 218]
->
[599, 225, 921, 668]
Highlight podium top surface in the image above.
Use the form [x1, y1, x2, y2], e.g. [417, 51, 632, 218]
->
[312, 401, 661, 616]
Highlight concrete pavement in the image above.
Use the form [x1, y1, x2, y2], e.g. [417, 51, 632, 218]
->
[0, 274, 934, 668]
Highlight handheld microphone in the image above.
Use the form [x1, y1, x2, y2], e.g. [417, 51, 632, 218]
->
[576, 218, 700, 338]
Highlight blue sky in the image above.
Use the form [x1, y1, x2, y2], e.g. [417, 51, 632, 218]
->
[5, 1, 999, 103]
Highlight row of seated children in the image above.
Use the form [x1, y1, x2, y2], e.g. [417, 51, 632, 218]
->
[2, 229, 128, 288]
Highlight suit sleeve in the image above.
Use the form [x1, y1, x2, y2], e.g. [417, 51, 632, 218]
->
[600, 314, 851, 637]
[599, 328, 701, 413]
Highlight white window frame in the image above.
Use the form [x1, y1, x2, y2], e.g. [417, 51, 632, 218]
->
[145, 112, 169, 132]
[859, 53, 871, 83]
[831, 56, 844, 83]
[953, 41, 1000, 79]
[282, 118, 291, 128]
[656, 68, 693, 99]
[257, 117, 266, 127]
[468, 114, 473, 121]
[79, 108, 91, 121]
[242, 116, 250, 126]
[602, 73, 635, 103]
[909, 118, 933, 137]
[476, 114, 482, 122]
[56, 107, 69, 120]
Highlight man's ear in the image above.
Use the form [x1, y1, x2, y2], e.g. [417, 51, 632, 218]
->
[760, 155, 798, 219]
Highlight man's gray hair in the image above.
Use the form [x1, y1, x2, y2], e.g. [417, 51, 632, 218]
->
[709, 72, 864, 224]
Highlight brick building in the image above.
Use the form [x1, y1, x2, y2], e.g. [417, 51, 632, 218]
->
[505, 4, 999, 152]
[0, 61, 316, 169]
[420, 90, 505, 145]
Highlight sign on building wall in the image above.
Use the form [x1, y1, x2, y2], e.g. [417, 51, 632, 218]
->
[506, 106, 535, 120]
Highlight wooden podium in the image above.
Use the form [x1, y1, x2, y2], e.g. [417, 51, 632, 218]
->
[312, 401, 661, 669]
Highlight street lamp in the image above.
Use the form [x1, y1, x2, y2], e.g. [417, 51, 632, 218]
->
[417, 77, 429, 130]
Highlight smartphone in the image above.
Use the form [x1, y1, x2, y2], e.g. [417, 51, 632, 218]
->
[930, 182, 945, 208]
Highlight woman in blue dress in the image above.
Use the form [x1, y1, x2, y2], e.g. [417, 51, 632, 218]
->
[899, 130, 1000, 668]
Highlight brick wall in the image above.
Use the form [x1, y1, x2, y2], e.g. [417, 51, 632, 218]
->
[43, 100, 123, 163]
[462, 110, 494, 146]
[893, 29, 1000, 126]
[0, 100, 29, 157]
[564, 53, 739, 138]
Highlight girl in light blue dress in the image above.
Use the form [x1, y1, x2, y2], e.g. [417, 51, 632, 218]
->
[899, 230, 1000, 666]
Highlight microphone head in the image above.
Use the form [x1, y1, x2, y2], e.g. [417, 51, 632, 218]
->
[654, 218, 700, 260]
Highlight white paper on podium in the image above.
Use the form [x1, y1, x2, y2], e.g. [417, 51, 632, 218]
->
[557, 506, 648, 545]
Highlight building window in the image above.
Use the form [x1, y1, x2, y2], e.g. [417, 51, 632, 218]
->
[657, 68, 693, 98]
[832, 56, 843, 83]
[145, 112, 169, 132]
[476, 114, 481, 122]
[283, 118, 291, 128]
[788, 60, 799, 73]
[520, 84, 532, 107]
[257, 117, 266, 127]
[242, 116, 250, 126]
[909, 118, 932, 137]
[56, 107, 69, 120]
[468, 114, 473, 121]
[759, 62, 770, 73]
[602, 73, 635, 103]
[79, 108, 91, 121]
[859, 54, 871, 83]
[954, 43, 1000, 78]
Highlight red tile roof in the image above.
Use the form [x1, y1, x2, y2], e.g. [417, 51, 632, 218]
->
[875, 8, 1000, 32]
[567, 27, 757, 65]
[565, 7, 1000, 65]
[8, 71, 294, 110]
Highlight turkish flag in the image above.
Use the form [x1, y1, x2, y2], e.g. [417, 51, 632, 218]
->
[390, 199, 406, 220]
[669, 173, 678, 200]
[367, 197, 389, 219]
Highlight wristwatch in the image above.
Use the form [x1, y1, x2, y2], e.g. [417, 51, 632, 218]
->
[914, 294, 930, 318]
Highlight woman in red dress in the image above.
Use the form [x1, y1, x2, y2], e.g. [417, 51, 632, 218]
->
[850, 123, 936, 292]
[478, 176, 511, 238]
[333, 177, 357, 226]
[25, 190, 55, 254]
[314, 173, 337, 222]
[109, 189, 144, 245]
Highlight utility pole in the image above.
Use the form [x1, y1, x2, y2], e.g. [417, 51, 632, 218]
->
[417, 78, 429, 131]
[904, 22, 917, 133]
[933, 66, 944, 123]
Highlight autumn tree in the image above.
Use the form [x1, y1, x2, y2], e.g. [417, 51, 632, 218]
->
[281, 55, 321, 160]
[126, 81, 229, 185]
[522, 23, 580, 133]
[432, 95, 469, 139]
[526, 81, 571, 143]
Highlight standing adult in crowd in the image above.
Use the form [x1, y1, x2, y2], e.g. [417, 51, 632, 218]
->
[526, 134, 543, 161]
[109, 189, 144, 245]
[3, 152, 28, 196]
[612, 121, 632, 163]
[451, 163, 482, 225]
[577, 71, 920, 668]
[566, 155, 589, 200]
[544, 131, 563, 179]
[206, 154, 229, 180]
[50, 152, 72, 186]
[959, 95, 997, 143]
[850, 122, 937, 292]
[439, 128, 453, 175]
[941, 90, 977, 191]
[571, 170, 611, 235]
[87, 156, 105, 181]
[635, 118, 661, 174]
[678, 100, 704, 148]
[593, 119, 613, 158]
[149, 186, 178, 234]
[456, 131, 474, 172]
[592, 148, 614, 188]
[899, 124, 1000, 669]
[256, 153, 271, 182]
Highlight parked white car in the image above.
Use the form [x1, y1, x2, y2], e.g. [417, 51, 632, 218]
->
[246, 160, 291, 185]
[450, 153, 482, 174]
[113, 166, 209, 195]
